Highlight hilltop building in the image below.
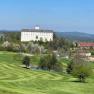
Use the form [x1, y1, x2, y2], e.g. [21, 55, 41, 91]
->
[21, 26, 53, 42]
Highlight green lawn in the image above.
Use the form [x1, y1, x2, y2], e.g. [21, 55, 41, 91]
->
[0, 51, 94, 94]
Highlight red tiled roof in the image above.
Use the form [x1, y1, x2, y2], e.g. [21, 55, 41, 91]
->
[79, 42, 94, 47]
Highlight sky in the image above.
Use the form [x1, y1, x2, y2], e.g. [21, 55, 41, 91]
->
[0, 0, 94, 34]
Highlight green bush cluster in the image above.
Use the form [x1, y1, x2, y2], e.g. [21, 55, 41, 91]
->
[67, 53, 92, 82]
[39, 53, 63, 72]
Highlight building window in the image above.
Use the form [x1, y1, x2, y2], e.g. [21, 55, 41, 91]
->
[36, 35, 38, 39]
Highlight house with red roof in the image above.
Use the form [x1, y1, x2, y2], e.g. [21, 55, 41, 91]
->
[78, 42, 94, 49]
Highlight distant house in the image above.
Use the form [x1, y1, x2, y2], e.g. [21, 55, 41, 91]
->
[78, 42, 94, 49]
[21, 26, 53, 42]
[79, 52, 91, 57]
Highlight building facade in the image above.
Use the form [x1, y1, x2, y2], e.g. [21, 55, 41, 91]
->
[21, 27, 53, 42]
[78, 42, 94, 49]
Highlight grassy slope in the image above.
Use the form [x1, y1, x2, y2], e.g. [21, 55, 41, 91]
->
[0, 51, 94, 94]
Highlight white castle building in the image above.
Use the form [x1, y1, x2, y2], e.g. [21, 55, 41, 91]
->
[21, 26, 53, 42]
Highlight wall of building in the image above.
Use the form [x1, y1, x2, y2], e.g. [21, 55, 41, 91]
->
[21, 32, 53, 42]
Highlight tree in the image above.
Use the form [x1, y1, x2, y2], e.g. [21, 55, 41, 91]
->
[22, 56, 30, 68]
[2, 41, 13, 51]
[67, 50, 92, 82]
[72, 61, 92, 82]
[4, 32, 20, 42]
[0, 36, 4, 42]
[39, 53, 63, 72]
[50, 53, 58, 69]
[66, 60, 73, 74]
[39, 55, 51, 70]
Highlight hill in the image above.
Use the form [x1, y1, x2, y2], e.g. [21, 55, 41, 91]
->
[55, 32, 94, 41]
[0, 51, 94, 94]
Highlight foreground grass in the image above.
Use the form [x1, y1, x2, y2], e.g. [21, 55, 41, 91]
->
[0, 51, 94, 94]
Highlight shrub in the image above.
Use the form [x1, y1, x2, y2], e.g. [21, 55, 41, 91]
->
[72, 62, 92, 82]
[66, 60, 73, 74]
[91, 51, 94, 56]
[22, 56, 30, 68]
[39, 53, 63, 72]
[67, 51, 92, 82]
[1, 41, 13, 51]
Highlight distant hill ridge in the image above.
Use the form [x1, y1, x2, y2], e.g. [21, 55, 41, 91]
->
[55, 32, 94, 41]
